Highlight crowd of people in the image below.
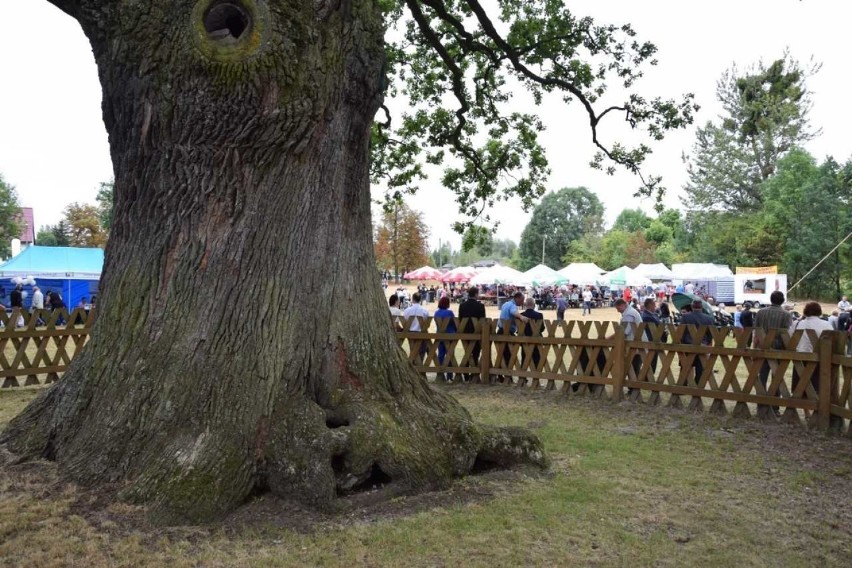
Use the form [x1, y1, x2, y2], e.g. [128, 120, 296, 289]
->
[388, 284, 852, 390]
[389, 280, 682, 317]
[0, 283, 93, 328]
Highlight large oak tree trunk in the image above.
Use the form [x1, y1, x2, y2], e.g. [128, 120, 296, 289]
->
[1, 0, 546, 524]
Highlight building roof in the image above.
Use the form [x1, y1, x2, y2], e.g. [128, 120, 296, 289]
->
[18, 207, 34, 243]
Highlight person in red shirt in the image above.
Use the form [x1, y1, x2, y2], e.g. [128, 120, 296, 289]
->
[622, 287, 632, 303]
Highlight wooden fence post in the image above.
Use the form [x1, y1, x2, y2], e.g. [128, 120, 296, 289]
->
[611, 325, 626, 401]
[817, 333, 832, 430]
[480, 318, 491, 384]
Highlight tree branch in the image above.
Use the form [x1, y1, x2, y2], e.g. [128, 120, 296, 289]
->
[460, 0, 650, 181]
[404, 0, 492, 181]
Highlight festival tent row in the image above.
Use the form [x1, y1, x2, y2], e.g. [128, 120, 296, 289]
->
[402, 261, 744, 291]
[0, 246, 104, 309]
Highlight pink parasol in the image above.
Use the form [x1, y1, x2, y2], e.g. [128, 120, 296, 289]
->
[439, 266, 479, 283]
[403, 265, 443, 280]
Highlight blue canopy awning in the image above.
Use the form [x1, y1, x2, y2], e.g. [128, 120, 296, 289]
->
[0, 246, 104, 280]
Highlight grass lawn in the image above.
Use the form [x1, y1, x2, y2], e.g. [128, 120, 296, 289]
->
[1, 385, 850, 567]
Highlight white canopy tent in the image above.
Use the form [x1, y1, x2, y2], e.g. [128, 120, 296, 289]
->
[603, 266, 652, 287]
[519, 264, 568, 287]
[633, 263, 675, 281]
[559, 262, 605, 274]
[469, 264, 526, 286]
[671, 263, 733, 281]
[557, 262, 605, 286]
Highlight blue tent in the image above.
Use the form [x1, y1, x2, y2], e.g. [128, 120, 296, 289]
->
[0, 246, 103, 309]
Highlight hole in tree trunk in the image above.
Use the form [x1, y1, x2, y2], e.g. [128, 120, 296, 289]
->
[332, 455, 393, 496]
[331, 454, 346, 475]
[203, 1, 251, 41]
[345, 464, 392, 494]
[325, 414, 350, 429]
[471, 456, 501, 475]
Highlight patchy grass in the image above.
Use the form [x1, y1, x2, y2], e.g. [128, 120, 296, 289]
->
[0, 388, 42, 426]
[1, 386, 850, 567]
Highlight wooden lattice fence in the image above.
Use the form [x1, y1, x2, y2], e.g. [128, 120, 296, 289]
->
[398, 316, 852, 435]
[2, 309, 849, 435]
[0, 307, 95, 388]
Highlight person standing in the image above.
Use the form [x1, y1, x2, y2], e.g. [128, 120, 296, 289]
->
[613, 298, 641, 338]
[31, 286, 44, 310]
[828, 309, 840, 331]
[388, 294, 403, 331]
[555, 293, 567, 321]
[433, 296, 457, 382]
[788, 302, 833, 399]
[9, 284, 25, 327]
[402, 292, 430, 364]
[680, 299, 715, 385]
[31, 285, 45, 326]
[753, 291, 793, 415]
[496, 292, 530, 380]
[47, 291, 67, 326]
[10, 284, 23, 309]
[640, 297, 664, 373]
[839, 309, 852, 356]
[838, 295, 851, 311]
[740, 302, 755, 328]
[520, 297, 544, 373]
[733, 304, 743, 329]
[605, 299, 643, 392]
[458, 286, 486, 382]
[659, 302, 672, 324]
[582, 287, 593, 316]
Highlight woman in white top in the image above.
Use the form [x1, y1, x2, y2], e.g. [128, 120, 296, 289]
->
[788, 302, 834, 398]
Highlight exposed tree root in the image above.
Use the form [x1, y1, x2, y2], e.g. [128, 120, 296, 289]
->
[2, 381, 549, 525]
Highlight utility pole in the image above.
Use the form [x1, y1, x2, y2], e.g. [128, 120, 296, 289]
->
[541, 234, 547, 265]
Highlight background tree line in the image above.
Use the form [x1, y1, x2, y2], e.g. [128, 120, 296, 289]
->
[1, 174, 113, 256]
[35, 180, 113, 248]
[376, 56, 850, 298]
[680, 54, 851, 299]
[492, 55, 852, 300]
[0, 173, 24, 258]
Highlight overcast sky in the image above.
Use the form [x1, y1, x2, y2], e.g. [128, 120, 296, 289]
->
[1, 1, 850, 252]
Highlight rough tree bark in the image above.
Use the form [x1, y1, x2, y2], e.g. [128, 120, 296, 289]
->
[1, 0, 547, 524]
